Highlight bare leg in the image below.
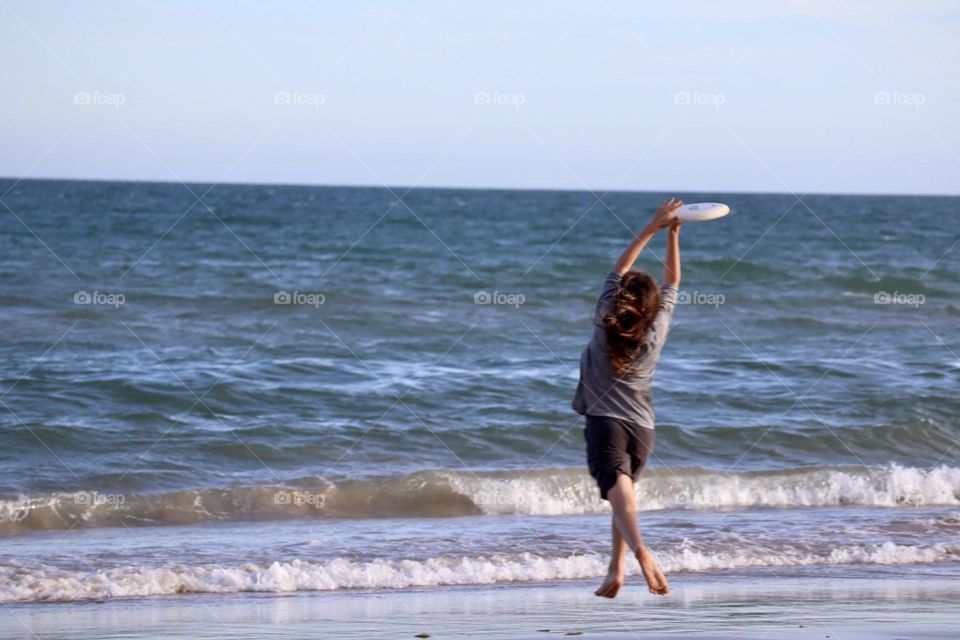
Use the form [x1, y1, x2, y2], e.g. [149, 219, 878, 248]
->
[594, 520, 627, 597]
[606, 472, 669, 595]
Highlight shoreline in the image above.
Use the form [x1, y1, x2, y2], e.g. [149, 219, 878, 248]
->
[4, 570, 958, 640]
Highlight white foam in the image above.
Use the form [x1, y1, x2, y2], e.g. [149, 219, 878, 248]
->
[446, 464, 960, 515]
[2, 541, 956, 602]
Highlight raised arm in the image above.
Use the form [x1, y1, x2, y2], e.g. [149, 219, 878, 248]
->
[662, 220, 682, 287]
[612, 197, 683, 275]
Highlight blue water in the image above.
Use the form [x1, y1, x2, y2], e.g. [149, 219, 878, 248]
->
[1, 179, 957, 600]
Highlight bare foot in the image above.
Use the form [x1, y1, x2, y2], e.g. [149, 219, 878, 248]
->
[635, 547, 669, 595]
[594, 571, 624, 598]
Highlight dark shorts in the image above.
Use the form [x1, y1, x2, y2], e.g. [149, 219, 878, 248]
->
[583, 414, 655, 501]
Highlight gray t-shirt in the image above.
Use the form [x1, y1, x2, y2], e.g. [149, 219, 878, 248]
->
[572, 271, 678, 429]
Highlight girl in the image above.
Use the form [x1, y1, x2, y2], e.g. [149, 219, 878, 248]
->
[572, 197, 684, 598]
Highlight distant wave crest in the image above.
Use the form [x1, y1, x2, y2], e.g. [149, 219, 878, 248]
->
[2, 464, 957, 535]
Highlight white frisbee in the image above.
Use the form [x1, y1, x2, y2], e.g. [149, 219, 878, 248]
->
[676, 202, 730, 223]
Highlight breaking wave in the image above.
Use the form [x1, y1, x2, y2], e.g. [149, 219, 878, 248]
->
[2, 464, 957, 535]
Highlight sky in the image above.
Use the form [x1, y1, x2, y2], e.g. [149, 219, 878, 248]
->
[2, 0, 959, 195]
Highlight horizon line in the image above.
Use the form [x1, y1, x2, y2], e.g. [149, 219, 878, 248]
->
[1, 175, 957, 199]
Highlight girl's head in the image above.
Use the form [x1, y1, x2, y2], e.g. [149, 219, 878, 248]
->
[601, 270, 661, 376]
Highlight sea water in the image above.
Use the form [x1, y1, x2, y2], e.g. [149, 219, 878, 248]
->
[1, 179, 957, 601]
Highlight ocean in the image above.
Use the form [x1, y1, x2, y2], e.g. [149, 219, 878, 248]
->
[1, 179, 958, 605]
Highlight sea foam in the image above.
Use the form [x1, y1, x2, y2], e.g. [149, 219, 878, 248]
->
[2, 541, 955, 602]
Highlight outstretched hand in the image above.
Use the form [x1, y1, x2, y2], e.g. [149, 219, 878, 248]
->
[613, 196, 684, 275]
[647, 197, 683, 231]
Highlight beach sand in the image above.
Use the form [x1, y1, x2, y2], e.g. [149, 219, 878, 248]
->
[4, 570, 957, 639]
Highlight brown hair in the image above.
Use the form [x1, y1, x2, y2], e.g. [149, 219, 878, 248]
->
[601, 270, 661, 376]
